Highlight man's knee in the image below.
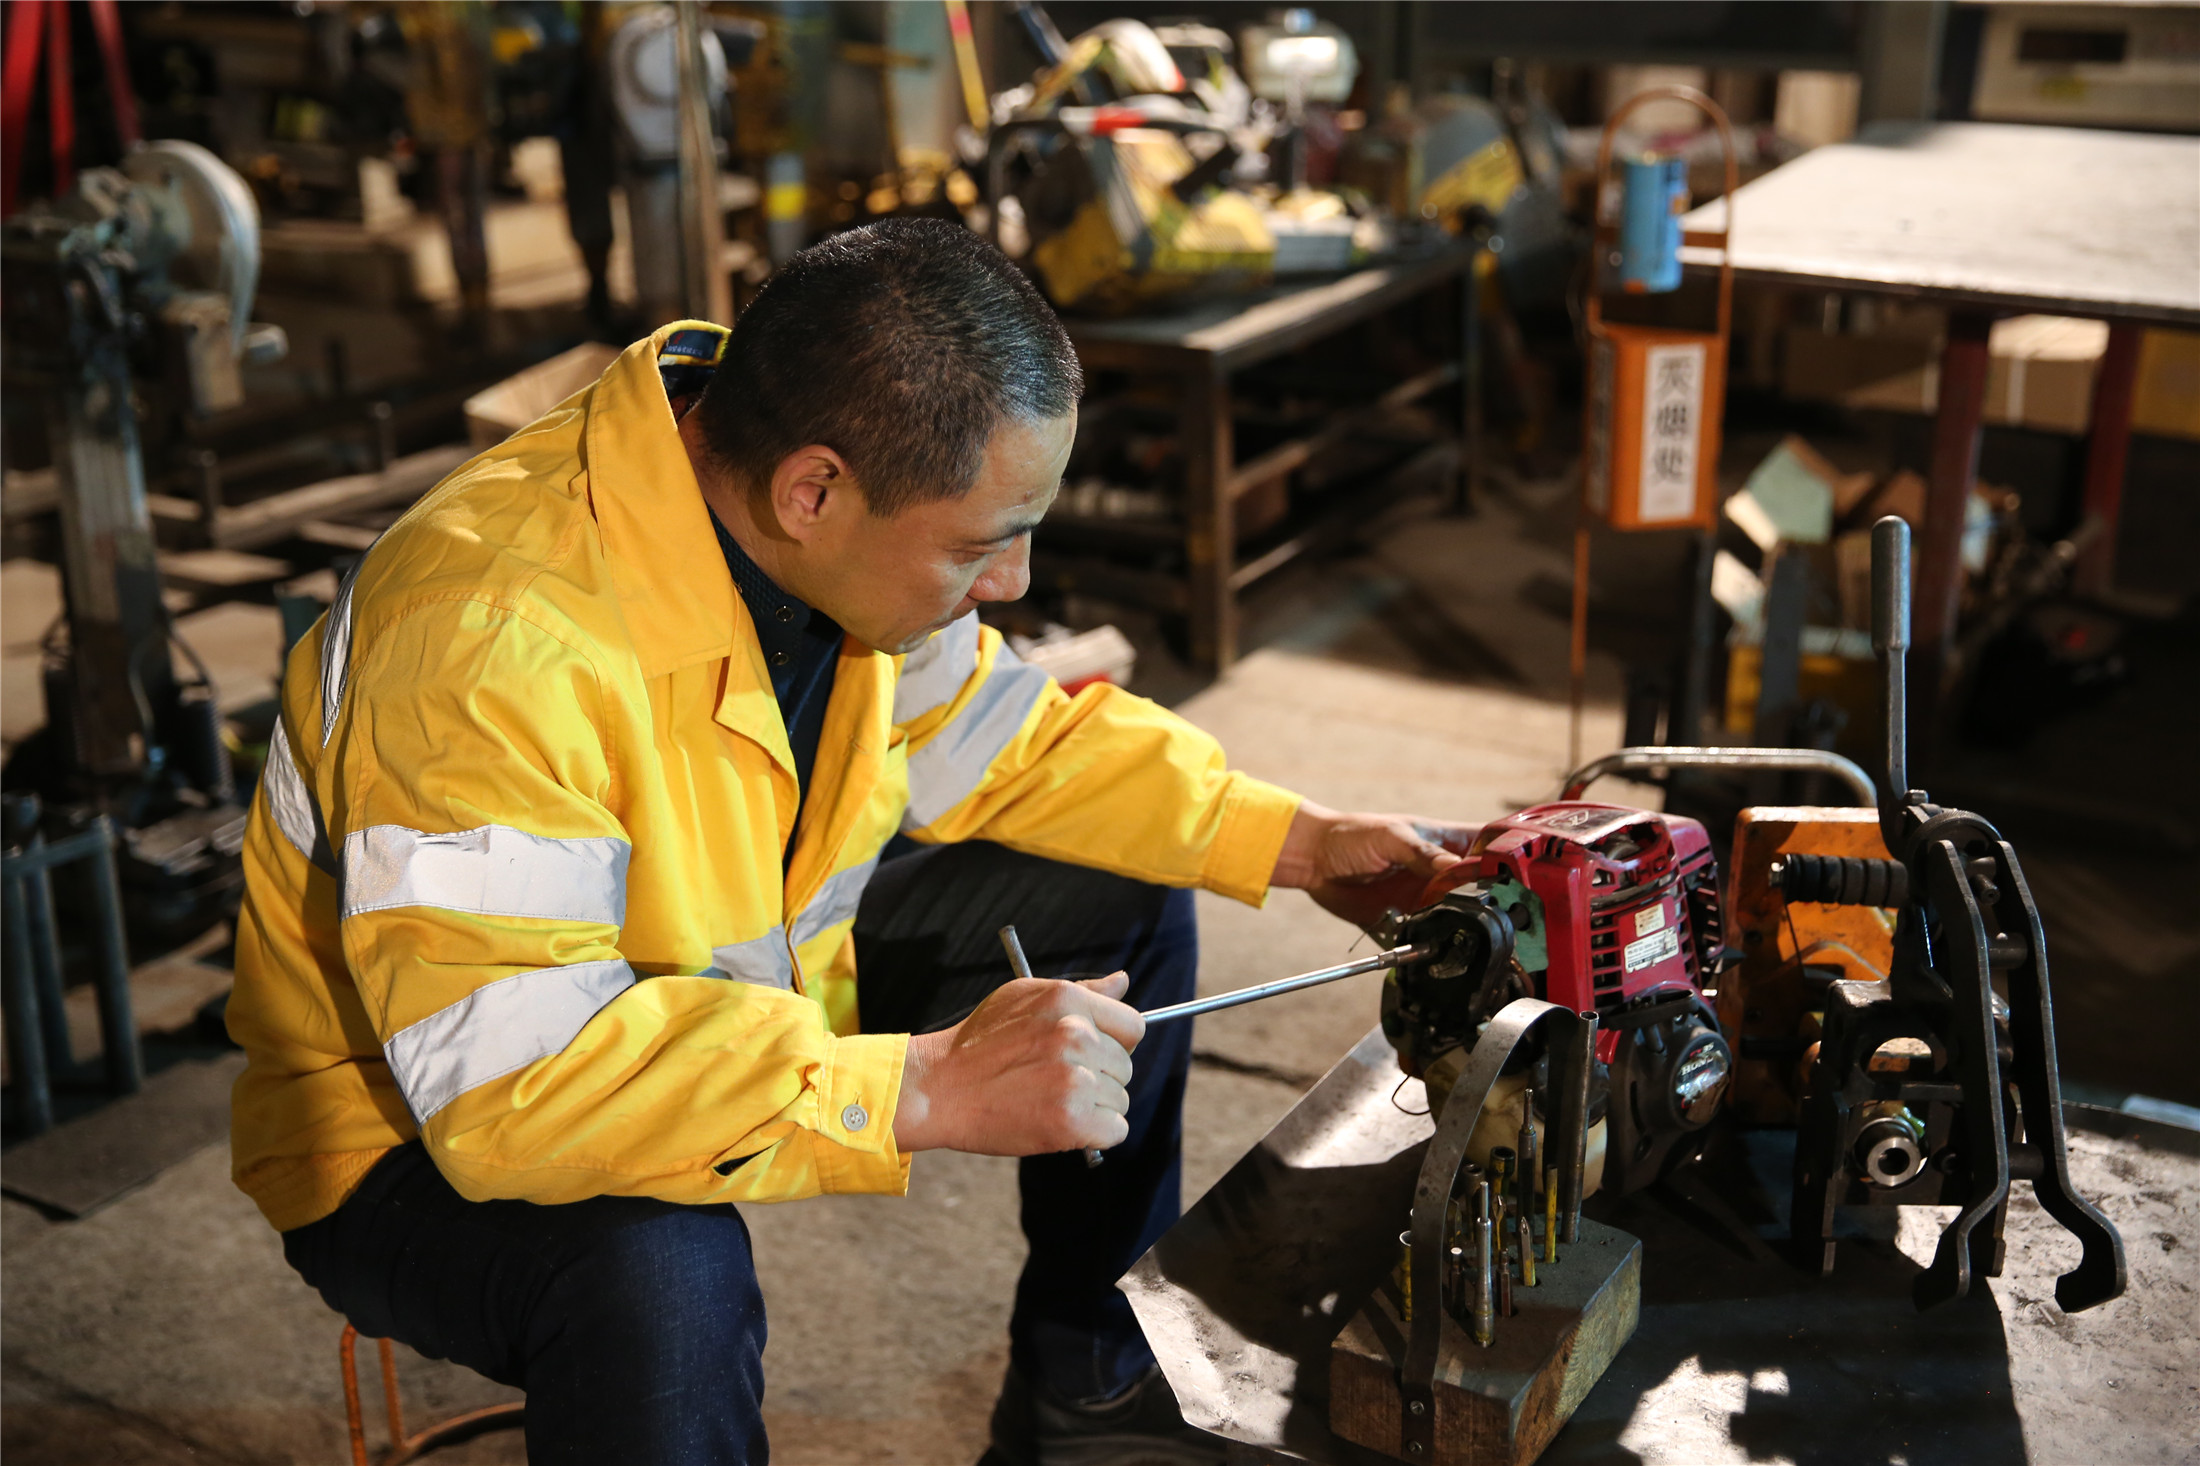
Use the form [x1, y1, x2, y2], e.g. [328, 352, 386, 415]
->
[549, 1201, 765, 1359]
[525, 1202, 769, 1464]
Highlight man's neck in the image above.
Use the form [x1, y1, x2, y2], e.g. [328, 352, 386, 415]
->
[679, 411, 803, 596]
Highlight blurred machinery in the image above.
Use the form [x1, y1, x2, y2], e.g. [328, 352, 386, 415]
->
[986, 4, 1399, 312]
[608, 3, 731, 327]
[1, 141, 284, 937]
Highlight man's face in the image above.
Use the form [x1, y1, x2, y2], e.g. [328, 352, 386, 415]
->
[807, 412, 1075, 655]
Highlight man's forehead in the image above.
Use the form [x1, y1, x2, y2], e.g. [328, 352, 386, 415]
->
[963, 415, 1073, 518]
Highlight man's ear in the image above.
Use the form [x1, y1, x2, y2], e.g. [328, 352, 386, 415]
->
[769, 445, 857, 543]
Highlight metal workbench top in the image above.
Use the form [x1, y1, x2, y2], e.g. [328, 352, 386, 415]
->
[1678, 121, 2200, 326]
[1061, 246, 1474, 374]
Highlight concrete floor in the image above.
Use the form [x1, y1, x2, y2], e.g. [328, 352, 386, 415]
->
[4, 477, 2193, 1464]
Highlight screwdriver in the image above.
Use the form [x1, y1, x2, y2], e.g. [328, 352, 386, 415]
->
[998, 928, 1433, 1168]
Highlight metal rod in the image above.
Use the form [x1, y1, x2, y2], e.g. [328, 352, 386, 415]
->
[1396, 1230, 1414, 1323]
[3, 868, 55, 1135]
[1558, 1009, 1598, 1244]
[1559, 746, 1876, 807]
[1517, 1085, 1540, 1218]
[1472, 1178, 1495, 1347]
[23, 838, 72, 1077]
[1492, 1145, 1518, 1314]
[84, 817, 140, 1095]
[1517, 1086, 1540, 1282]
[1138, 945, 1432, 1027]
[1872, 514, 1914, 849]
[1001, 924, 1104, 1170]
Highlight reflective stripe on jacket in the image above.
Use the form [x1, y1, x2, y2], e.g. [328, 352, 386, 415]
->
[228, 323, 1301, 1232]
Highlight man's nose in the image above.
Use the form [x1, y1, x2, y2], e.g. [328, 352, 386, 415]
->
[969, 536, 1031, 604]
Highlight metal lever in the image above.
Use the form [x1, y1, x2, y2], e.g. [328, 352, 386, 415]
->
[1871, 514, 1913, 851]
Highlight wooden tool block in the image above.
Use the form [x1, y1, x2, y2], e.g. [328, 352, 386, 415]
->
[1329, 1218, 1641, 1465]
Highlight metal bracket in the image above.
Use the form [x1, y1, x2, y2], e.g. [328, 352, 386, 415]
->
[1399, 998, 1598, 1459]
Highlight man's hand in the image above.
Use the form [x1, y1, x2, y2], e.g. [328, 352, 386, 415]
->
[892, 972, 1145, 1156]
[1270, 800, 1482, 932]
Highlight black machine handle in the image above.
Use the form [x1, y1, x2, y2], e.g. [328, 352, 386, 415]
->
[1871, 514, 1915, 853]
[1399, 999, 1598, 1460]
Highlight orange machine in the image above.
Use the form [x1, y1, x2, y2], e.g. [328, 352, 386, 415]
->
[1718, 806, 1897, 1125]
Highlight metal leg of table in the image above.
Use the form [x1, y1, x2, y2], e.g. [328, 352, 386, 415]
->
[1183, 367, 1237, 673]
[2075, 322, 2144, 597]
[2, 868, 55, 1136]
[1453, 246, 1482, 515]
[1915, 310, 1993, 764]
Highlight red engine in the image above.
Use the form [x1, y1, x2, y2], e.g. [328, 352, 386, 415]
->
[1384, 802, 1732, 1194]
[1456, 802, 1721, 1055]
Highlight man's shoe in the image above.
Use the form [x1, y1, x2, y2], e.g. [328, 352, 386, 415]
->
[985, 1362, 1226, 1466]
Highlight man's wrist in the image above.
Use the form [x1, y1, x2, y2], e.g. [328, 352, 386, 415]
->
[1269, 799, 1341, 890]
[891, 1028, 949, 1152]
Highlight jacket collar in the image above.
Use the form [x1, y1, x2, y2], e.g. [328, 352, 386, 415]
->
[587, 322, 743, 682]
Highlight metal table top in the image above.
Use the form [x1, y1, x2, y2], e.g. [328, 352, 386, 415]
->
[1125, 1028, 2199, 1465]
[1062, 247, 1474, 374]
[1677, 121, 2200, 327]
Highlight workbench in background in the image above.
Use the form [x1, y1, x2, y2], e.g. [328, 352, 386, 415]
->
[1681, 121, 2200, 741]
[1056, 246, 1478, 674]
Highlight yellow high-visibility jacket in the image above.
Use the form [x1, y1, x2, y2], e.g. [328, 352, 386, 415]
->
[228, 324, 1301, 1233]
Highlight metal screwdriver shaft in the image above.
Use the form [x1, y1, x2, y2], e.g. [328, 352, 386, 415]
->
[1136, 944, 1433, 1027]
[997, 924, 1105, 1169]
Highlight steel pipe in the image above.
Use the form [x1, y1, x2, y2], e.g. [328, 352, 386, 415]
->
[1559, 745, 1878, 807]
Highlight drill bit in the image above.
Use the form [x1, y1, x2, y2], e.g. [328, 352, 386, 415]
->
[1497, 1204, 1515, 1318]
[1518, 1085, 1541, 1241]
[1545, 1169, 1559, 1263]
[1472, 1178, 1495, 1347]
[1396, 1230, 1414, 1323]
[1518, 1208, 1537, 1288]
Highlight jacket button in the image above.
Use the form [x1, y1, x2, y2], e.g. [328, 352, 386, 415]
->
[768, 649, 791, 668]
[841, 1102, 869, 1132]
[774, 605, 796, 623]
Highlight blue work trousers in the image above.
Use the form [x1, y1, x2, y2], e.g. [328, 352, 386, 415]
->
[281, 840, 1197, 1464]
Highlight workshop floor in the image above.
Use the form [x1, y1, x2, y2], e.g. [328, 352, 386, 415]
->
[5, 473, 2194, 1463]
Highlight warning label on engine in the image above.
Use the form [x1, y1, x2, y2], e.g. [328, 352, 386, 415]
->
[1624, 926, 1681, 973]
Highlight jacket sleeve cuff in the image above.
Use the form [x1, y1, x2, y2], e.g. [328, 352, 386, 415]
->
[812, 1032, 912, 1196]
[1200, 774, 1303, 908]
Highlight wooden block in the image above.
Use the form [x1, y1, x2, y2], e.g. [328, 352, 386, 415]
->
[1330, 1218, 1641, 1465]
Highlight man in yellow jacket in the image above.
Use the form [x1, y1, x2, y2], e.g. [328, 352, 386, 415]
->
[231, 219, 1470, 1465]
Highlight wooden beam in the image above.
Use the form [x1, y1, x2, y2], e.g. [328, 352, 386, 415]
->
[208, 445, 469, 551]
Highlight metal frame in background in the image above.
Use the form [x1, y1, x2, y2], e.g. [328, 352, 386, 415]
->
[1060, 245, 1479, 673]
[2, 805, 140, 1137]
